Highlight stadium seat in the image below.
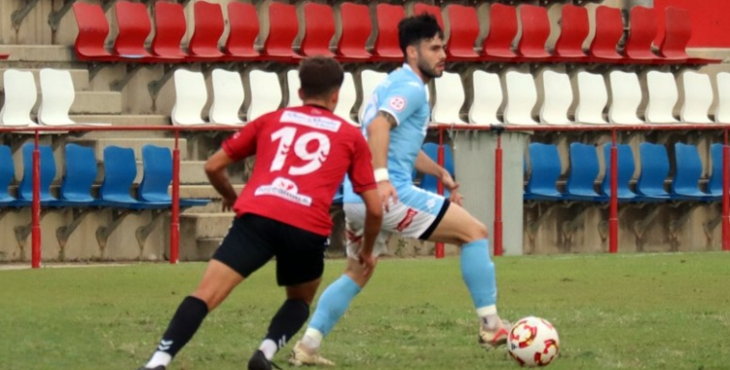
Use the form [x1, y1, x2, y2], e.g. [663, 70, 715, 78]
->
[540, 70, 573, 125]
[0, 53, 8, 60]
[588, 6, 623, 61]
[210, 69, 245, 125]
[188, 1, 225, 59]
[0, 69, 39, 127]
[565, 143, 606, 201]
[287, 69, 303, 108]
[113, 1, 153, 59]
[151, 2, 188, 60]
[482, 4, 518, 59]
[433, 72, 467, 124]
[0, 145, 18, 206]
[680, 71, 713, 124]
[139, 145, 210, 208]
[708, 143, 724, 198]
[554, 5, 589, 60]
[608, 71, 643, 125]
[716, 72, 730, 124]
[671, 143, 713, 200]
[358, 69, 388, 122]
[412, 3, 444, 30]
[575, 71, 608, 124]
[645, 71, 679, 124]
[373, 4, 406, 61]
[624, 6, 658, 61]
[16, 144, 57, 205]
[224, 2, 261, 60]
[261, 2, 299, 62]
[98, 146, 167, 209]
[39, 69, 109, 126]
[504, 71, 538, 125]
[335, 3, 373, 61]
[659, 6, 691, 61]
[420, 143, 453, 197]
[525, 143, 563, 200]
[517, 5, 551, 60]
[53, 144, 98, 207]
[444, 5, 480, 61]
[635, 143, 672, 201]
[171, 69, 207, 126]
[72, 2, 114, 61]
[602, 144, 637, 201]
[469, 70, 502, 125]
[334, 72, 358, 126]
[300, 3, 336, 58]
[248, 70, 282, 121]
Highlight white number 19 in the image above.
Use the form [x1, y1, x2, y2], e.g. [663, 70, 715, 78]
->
[270, 127, 330, 175]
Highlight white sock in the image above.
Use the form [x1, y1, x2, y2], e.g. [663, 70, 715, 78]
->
[259, 339, 278, 361]
[477, 305, 499, 330]
[301, 328, 323, 351]
[145, 351, 172, 368]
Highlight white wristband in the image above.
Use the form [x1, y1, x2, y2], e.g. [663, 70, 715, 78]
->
[374, 168, 389, 182]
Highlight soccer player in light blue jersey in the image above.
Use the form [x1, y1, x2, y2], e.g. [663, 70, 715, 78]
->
[289, 14, 511, 366]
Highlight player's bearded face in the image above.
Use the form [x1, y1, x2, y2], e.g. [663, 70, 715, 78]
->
[416, 36, 446, 79]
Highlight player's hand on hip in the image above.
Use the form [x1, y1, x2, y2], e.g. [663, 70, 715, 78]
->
[378, 181, 398, 212]
[221, 196, 236, 212]
[358, 251, 376, 279]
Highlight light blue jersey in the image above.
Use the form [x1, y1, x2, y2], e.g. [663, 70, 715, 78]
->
[343, 65, 431, 203]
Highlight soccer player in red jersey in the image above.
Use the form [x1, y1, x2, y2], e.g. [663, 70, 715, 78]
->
[137, 57, 383, 370]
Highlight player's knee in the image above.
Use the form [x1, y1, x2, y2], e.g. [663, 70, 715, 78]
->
[464, 221, 489, 243]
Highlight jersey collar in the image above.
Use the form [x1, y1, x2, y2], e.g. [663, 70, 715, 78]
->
[401, 64, 426, 87]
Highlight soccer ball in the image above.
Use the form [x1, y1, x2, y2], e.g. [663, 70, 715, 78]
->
[507, 316, 560, 367]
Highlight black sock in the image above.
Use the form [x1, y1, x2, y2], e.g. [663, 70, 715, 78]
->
[155, 296, 209, 358]
[264, 299, 310, 350]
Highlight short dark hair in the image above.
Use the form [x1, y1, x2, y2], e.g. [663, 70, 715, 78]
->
[298, 56, 345, 100]
[398, 14, 444, 56]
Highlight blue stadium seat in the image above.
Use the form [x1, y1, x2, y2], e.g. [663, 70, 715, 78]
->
[635, 143, 671, 201]
[565, 143, 606, 201]
[16, 144, 58, 206]
[0, 145, 18, 206]
[98, 146, 167, 209]
[602, 144, 636, 201]
[671, 143, 713, 201]
[139, 145, 210, 208]
[708, 143, 724, 198]
[419, 143, 453, 197]
[50, 144, 98, 207]
[524, 143, 563, 200]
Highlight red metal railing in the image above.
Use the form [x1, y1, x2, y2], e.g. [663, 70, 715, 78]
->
[2, 123, 729, 268]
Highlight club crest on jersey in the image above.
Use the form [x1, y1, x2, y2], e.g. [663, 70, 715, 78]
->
[396, 208, 419, 232]
[388, 96, 407, 112]
[255, 177, 312, 206]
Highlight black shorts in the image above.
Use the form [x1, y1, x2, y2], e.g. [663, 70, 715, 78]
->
[212, 213, 328, 286]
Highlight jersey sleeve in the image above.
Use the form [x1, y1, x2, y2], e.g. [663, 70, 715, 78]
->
[376, 81, 426, 126]
[348, 132, 377, 194]
[222, 116, 265, 161]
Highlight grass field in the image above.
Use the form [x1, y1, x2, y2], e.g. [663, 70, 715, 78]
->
[1, 252, 729, 370]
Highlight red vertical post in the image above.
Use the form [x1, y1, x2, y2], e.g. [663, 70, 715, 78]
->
[435, 127, 445, 259]
[170, 130, 181, 264]
[31, 130, 41, 268]
[609, 130, 619, 254]
[723, 129, 730, 251]
[494, 133, 503, 256]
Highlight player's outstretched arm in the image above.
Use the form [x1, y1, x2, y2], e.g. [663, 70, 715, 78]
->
[204, 150, 239, 211]
[367, 111, 399, 211]
[359, 188, 383, 278]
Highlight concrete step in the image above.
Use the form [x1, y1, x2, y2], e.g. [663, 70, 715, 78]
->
[70, 91, 123, 115]
[196, 238, 222, 259]
[181, 213, 236, 239]
[0, 68, 89, 91]
[0, 45, 74, 63]
[69, 137, 190, 161]
[70, 115, 171, 127]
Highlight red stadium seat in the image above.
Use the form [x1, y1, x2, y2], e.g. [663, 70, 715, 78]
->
[658, 7, 720, 64]
[588, 6, 623, 61]
[412, 3, 444, 30]
[261, 2, 299, 62]
[517, 5, 551, 60]
[373, 4, 405, 61]
[624, 6, 658, 61]
[482, 3, 517, 59]
[188, 1, 225, 59]
[301, 3, 336, 57]
[151, 2, 188, 60]
[113, 1, 152, 59]
[554, 5, 589, 60]
[72, 2, 114, 61]
[224, 2, 260, 60]
[336, 3, 372, 61]
[444, 4, 480, 61]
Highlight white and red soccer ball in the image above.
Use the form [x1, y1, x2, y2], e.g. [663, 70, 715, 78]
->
[507, 316, 560, 367]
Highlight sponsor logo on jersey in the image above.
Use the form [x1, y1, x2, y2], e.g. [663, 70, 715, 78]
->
[255, 177, 312, 206]
[281, 111, 341, 132]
